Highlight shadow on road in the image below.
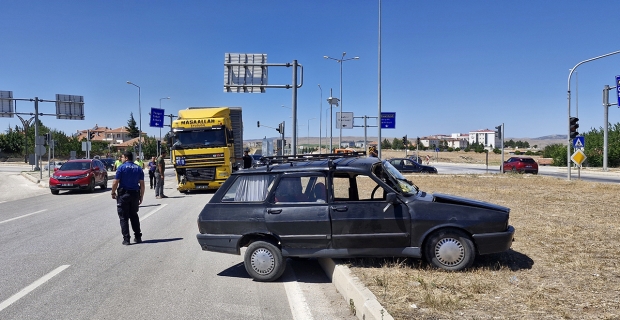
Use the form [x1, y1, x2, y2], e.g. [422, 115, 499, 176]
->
[137, 237, 183, 244]
[216, 258, 332, 284]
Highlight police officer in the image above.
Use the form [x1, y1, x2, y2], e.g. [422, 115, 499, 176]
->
[111, 151, 145, 245]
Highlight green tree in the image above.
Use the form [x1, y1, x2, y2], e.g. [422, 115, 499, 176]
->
[126, 113, 139, 138]
[0, 126, 25, 154]
[392, 138, 403, 150]
[542, 143, 567, 166]
[381, 138, 392, 150]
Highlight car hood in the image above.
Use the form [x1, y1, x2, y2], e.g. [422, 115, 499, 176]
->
[432, 193, 509, 213]
[54, 170, 90, 176]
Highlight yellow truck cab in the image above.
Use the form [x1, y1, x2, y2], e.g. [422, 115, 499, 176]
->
[171, 107, 242, 192]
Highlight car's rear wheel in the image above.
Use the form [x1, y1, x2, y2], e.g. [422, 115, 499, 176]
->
[51, 189, 59, 195]
[511, 166, 517, 173]
[244, 241, 285, 282]
[88, 178, 95, 193]
[100, 176, 108, 189]
[425, 229, 475, 271]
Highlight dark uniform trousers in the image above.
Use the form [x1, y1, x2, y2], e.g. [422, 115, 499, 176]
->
[117, 190, 142, 240]
[148, 170, 155, 188]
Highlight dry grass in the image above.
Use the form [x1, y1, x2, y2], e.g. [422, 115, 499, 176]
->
[346, 171, 620, 319]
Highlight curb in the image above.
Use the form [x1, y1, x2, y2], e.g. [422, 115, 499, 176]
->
[318, 258, 394, 320]
[21, 171, 43, 186]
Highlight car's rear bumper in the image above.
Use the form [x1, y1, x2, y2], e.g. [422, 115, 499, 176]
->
[196, 234, 241, 255]
[472, 225, 515, 255]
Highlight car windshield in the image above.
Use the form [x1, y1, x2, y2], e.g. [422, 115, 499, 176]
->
[60, 162, 91, 171]
[381, 160, 419, 195]
[521, 158, 536, 163]
[172, 128, 226, 149]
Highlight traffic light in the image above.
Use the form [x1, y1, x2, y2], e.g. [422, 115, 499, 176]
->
[276, 123, 283, 133]
[569, 117, 579, 139]
[44, 132, 50, 146]
[157, 140, 162, 152]
[495, 125, 502, 139]
[402, 135, 408, 146]
[88, 130, 95, 140]
[257, 121, 260, 128]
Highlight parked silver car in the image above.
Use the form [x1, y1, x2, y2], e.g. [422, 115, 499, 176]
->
[44, 161, 64, 170]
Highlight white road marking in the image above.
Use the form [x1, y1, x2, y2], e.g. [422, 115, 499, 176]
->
[91, 192, 108, 198]
[0, 209, 47, 225]
[0, 265, 70, 312]
[140, 203, 168, 222]
[283, 266, 314, 320]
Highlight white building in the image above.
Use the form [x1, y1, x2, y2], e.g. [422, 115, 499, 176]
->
[469, 129, 500, 148]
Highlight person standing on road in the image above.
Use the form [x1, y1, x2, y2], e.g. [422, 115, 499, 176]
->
[134, 157, 144, 169]
[147, 156, 157, 189]
[242, 150, 252, 169]
[113, 155, 122, 171]
[155, 150, 167, 199]
[111, 151, 145, 245]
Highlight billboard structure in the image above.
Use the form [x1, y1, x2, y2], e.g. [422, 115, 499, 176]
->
[55, 94, 85, 120]
[224, 53, 268, 93]
[0, 90, 14, 118]
[224, 53, 303, 155]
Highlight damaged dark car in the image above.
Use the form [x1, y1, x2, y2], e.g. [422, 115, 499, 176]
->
[196, 153, 515, 281]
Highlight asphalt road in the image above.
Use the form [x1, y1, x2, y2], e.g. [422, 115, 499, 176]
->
[432, 162, 620, 183]
[0, 168, 354, 320]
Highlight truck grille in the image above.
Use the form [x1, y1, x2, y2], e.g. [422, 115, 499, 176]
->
[186, 167, 216, 182]
[180, 154, 226, 166]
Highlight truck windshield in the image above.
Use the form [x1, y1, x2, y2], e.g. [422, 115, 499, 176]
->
[173, 129, 227, 149]
[381, 160, 419, 195]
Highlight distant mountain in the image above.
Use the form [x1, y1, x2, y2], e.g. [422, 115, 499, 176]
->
[245, 135, 568, 148]
[532, 134, 566, 140]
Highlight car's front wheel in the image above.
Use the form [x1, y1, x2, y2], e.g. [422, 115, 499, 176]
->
[88, 178, 95, 193]
[425, 229, 475, 271]
[244, 241, 285, 282]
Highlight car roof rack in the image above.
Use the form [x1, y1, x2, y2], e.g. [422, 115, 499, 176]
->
[261, 151, 367, 167]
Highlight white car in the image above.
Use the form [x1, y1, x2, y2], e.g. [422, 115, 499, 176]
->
[44, 161, 64, 170]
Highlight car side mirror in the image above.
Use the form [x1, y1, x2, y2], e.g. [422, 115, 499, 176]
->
[383, 192, 398, 212]
[54, 168, 59, 172]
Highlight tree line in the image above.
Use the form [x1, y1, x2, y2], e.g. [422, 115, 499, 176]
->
[0, 113, 166, 161]
[542, 122, 620, 167]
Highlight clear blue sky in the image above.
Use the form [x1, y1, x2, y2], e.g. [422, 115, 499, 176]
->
[1, 0, 619, 142]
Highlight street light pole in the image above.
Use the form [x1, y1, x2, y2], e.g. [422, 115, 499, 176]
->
[324, 52, 359, 147]
[566, 49, 620, 180]
[159, 97, 170, 156]
[318, 84, 322, 152]
[307, 118, 316, 153]
[126, 81, 142, 158]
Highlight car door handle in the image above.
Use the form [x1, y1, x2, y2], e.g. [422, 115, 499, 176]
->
[330, 206, 348, 212]
[267, 209, 282, 214]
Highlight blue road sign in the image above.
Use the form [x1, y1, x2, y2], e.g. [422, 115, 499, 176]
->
[381, 112, 395, 129]
[150, 108, 164, 128]
[573, 136, 585, 149]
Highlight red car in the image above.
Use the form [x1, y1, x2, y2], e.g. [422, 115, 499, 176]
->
[501, 156, 538, 174]
[49, 159, 109, 194]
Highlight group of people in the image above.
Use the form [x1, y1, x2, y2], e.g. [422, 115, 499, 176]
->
[110, 150, 167, 246]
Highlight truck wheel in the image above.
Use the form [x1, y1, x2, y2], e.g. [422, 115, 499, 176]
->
[425, 229, 475, 271]
[244, 241, 285, 282]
